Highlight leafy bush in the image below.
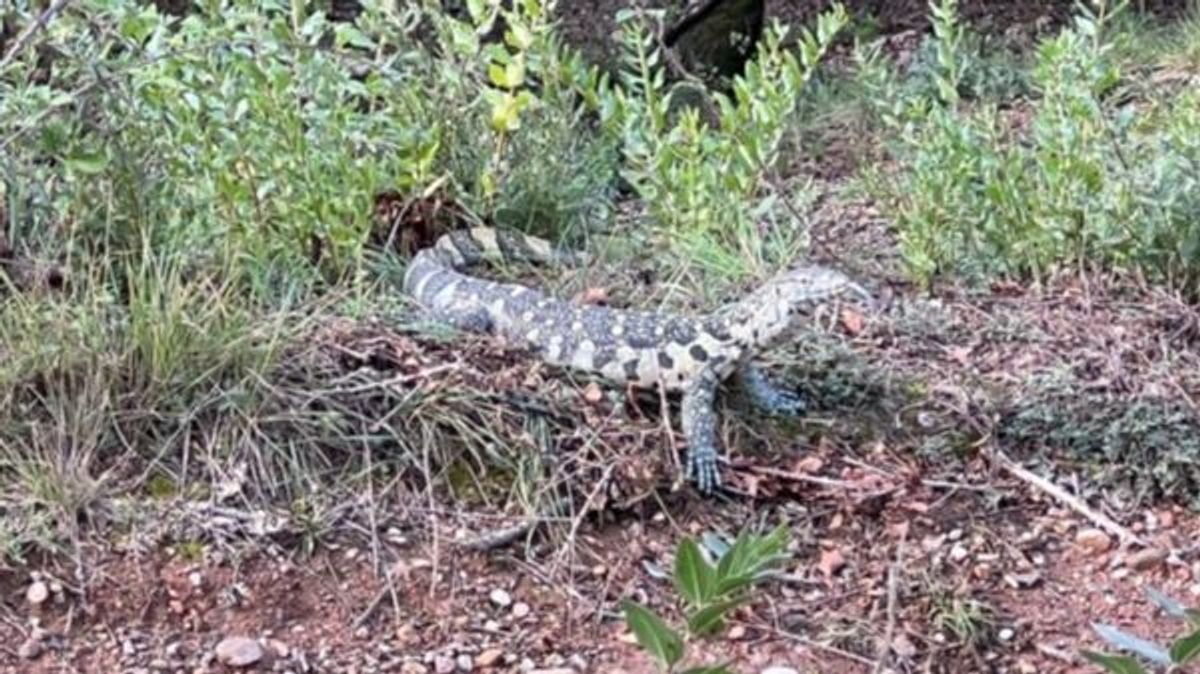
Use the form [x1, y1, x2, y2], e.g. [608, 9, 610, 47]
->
[421, 0, 620, 238]
[862, 0, 1200, 291]
[622, 527, 791, 674]
[599, 5, 848, 279]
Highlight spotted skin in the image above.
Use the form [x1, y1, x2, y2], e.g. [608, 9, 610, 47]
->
[403, 227, 872, 494]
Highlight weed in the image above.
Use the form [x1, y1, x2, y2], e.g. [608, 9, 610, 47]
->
[930, 591, 995, 648]
[622, 527, 791, 673]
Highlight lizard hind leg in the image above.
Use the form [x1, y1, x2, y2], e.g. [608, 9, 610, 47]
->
[733, 363, 807, 417]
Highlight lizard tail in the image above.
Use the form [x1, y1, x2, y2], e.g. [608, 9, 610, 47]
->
[403, 227, 584, 306]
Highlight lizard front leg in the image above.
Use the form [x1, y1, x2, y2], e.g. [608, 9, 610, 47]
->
[733, 362, 807, 417]
[681, 369, 724, 494]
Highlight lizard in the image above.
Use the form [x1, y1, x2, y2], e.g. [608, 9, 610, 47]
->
[402, 227, 872, 493]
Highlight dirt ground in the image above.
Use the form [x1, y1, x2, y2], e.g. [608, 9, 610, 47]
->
[3, 455, 1198, 673]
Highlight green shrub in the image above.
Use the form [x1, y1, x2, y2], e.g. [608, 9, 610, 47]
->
[599, 5, 848, 279]
[863, 0, 1200, 291]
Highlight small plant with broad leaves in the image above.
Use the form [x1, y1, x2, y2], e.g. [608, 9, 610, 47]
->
[621, 526, 790, 673]
[1083, 587, 1200, 673]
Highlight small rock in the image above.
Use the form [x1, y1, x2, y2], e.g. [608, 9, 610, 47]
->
[215, 636, 264, 668]
[434, 655, 456, 674]
[727, 625, 747, 640]
[892, 633, 917, 658]
[26, 581, 50, 606]
[488, 589, 512, 608]
[528, 670, 575, 674]
[268, 639, 290, 658]
[1075, 528, 1111, 554]
[188, 572, 204, 588]
[511, 602, 531, 619]
[762, 668, 799, 674]
[456, 653, 474, 671]
[1129, 547, 1168, 572]
[998, 627, 1016, 642]
[1003, 571, 1042, 589]
[18, 638, 43, 660]
[483, 619, 501, 632]
[477, 648, 504, 668]
[581, 382, 604, 404]
[402, 663, 430, 674]
[1160, 510, 1176, 529]
[949, 543, 969, 562]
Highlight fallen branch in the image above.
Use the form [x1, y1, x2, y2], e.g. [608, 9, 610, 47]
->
[460, 520, 538, 552]
[744, 464, 860, 490]
[986, 444, 1144, 546]
[459, 497, 573, 552]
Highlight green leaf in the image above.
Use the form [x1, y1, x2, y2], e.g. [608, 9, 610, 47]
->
[687, 597, 747, 637]
[1144, 587, 1191, 620]
[1091, 624, 1172, 665]
[334, 24, 375, 50]
[1170, 630, 1200, 664]
[488, 63, 510, 89]
[1187, 610, 1200, 629]
[621, 600, 684, 668]
[673, 538, 715, 607]
[65, 151, 109, 175]
[505, 23, 533, 50]
[1080, 651, 1147, 674]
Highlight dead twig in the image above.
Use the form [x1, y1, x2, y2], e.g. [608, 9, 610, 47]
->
[352, 561, 406, 632]
[756, 621, 881, 668]
[986, 443, 1145, 546]
[743, 464, 860, 490]
[0, 0, 73, 71]
[412, 495, 574, 553]
[873, 528, 906, 673]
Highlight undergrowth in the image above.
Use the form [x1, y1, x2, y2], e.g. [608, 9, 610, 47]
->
[861, 0, 1200, 292]
[0, 0, 853, 562]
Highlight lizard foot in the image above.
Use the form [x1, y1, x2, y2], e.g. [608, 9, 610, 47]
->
[766, 389, 808, 417]
[684, 446, 722, 494]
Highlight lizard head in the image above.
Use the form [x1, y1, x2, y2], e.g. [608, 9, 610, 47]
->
[774, 265, 873, 310]
[722, 264, 873, 348]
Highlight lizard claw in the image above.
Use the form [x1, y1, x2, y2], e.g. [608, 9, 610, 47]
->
[770, 389, 808, 417]
[686, 448, 722, 494]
